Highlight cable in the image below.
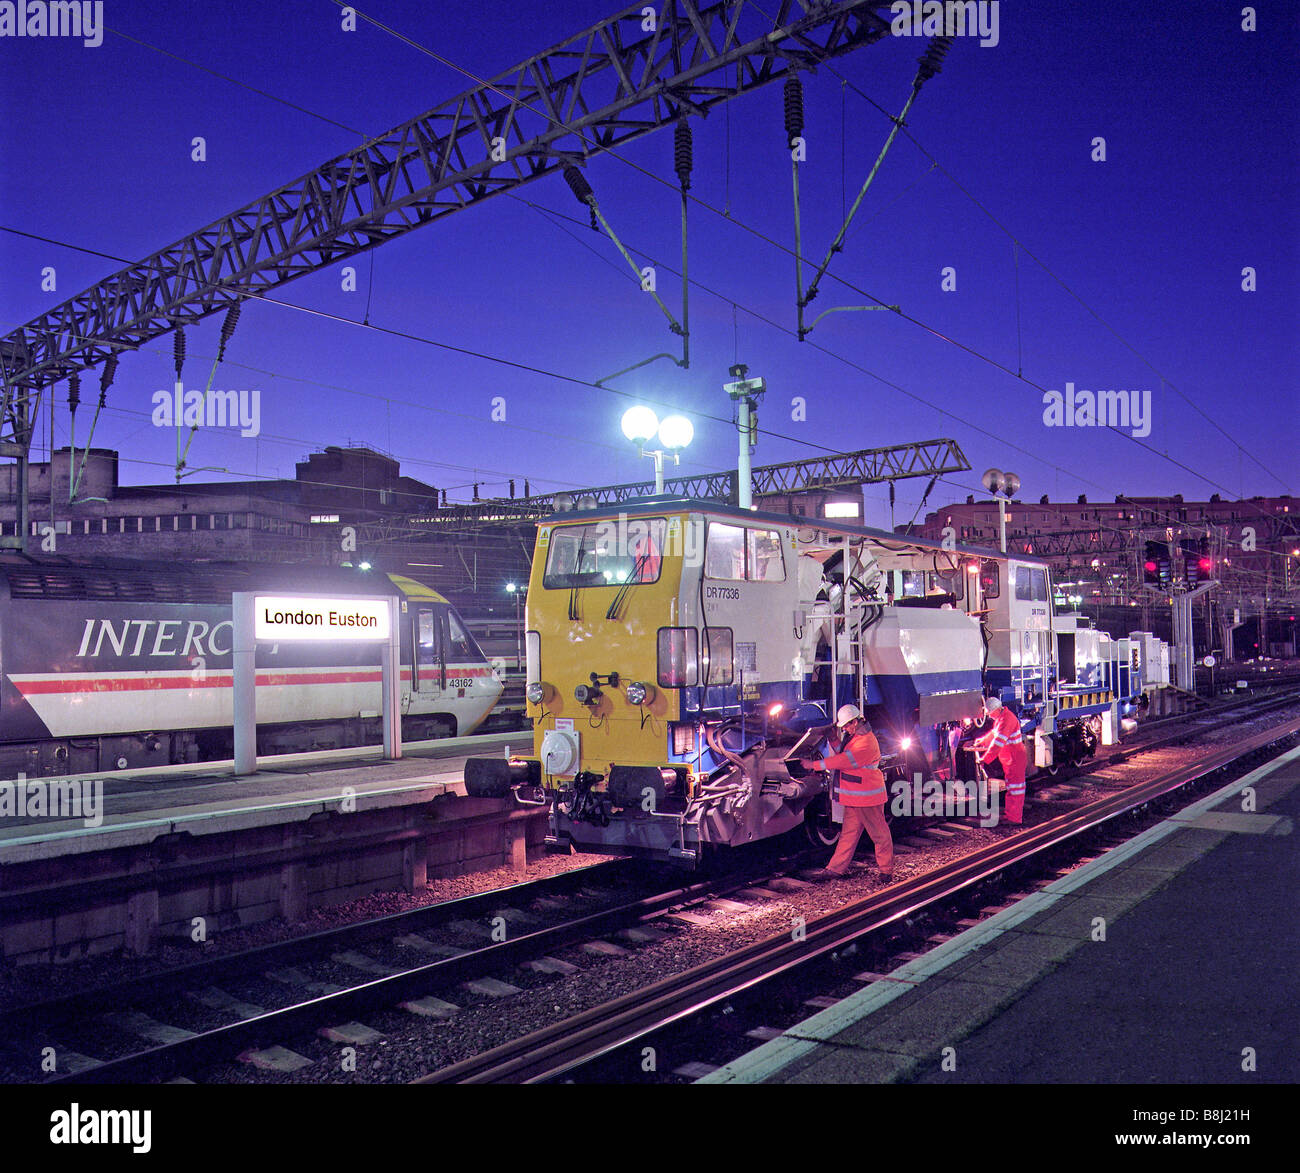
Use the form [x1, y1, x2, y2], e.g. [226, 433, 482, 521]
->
[809, 47, 1291, 493]
[6, 18, 1287, 516]
[336, 1, 1272, 500]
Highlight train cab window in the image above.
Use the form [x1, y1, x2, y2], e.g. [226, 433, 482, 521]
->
[416, 608, 439, 670]
[927, 568, 963, 603]
[446, 611, 479, 660]
[979, 562, 1000, 599]
[707, 523, 787, 582]
[1015, 566, 1049, 601]
[747, 529, 786, 581]
[898, 570, 925, 598]
[705, 524, 747, 580]
[543, 519, 667, 588]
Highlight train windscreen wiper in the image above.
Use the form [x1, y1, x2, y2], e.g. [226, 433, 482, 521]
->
[568, 531, 590, 621]
[605, 551, 650, 620]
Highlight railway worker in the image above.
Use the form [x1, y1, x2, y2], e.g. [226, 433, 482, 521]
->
[974, 695, 1027, 824]
[800, 704, 894, 880]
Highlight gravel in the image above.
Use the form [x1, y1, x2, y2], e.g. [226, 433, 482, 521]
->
[5, 698, 1296, 1085]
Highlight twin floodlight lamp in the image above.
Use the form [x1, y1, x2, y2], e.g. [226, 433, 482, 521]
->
[621, 406, 694, 493]
[620, 406, 694, 452]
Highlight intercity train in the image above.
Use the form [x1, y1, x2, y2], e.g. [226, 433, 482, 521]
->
[0, 556, 502, 777]
[465, 497, 1168, 864]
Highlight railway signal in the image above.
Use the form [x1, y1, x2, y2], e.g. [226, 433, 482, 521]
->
[1143, 540, 1171, 589]
[1182, 537, 1212, 586]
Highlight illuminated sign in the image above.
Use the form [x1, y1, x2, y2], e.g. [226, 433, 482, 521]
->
[254, 595, 391, 641]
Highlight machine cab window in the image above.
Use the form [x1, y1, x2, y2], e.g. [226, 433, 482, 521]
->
[543, 518, 667, 588]
[1014, 565, 1049, 601]
[706, 523, 787, 582]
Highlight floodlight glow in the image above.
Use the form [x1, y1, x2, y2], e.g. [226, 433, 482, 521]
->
[621, 405, 659, 445]
[657, 414, 694, 451]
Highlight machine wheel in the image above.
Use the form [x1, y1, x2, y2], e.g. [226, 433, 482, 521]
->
[803, 796, 841, 847]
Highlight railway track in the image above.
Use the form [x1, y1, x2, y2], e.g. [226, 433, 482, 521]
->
[419, 714, 1300, 1083]
[10, 688, 1296, 1084]
[11, 848, 817, 1085]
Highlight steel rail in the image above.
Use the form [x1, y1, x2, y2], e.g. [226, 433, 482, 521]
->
[2, 858, 627, 1028]
[420, 715, 1300, 1083]
[42, 859, 793, 1084]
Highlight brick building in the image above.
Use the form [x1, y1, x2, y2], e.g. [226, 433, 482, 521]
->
[914, 493, 1299, 659]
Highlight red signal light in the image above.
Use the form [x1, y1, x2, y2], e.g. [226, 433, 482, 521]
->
[1198, 557, 1213, 573]
[1143, 560, 1158, 573]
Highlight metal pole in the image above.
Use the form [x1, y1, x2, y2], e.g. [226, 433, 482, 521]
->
[998, 496, 1007, 554]
[515, 591, 523, 667]
[381, 596, 402, 760]
[738, 399, 752, 509]
[654, 451, 665, 494]
[233, 592, 257, 775]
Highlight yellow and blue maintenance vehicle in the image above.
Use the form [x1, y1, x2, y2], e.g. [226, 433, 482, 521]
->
[463, 497, 1167, 865]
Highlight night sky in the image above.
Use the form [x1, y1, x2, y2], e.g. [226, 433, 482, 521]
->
[2, 1, 1296, 529]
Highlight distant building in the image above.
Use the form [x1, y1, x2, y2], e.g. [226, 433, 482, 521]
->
[0, 445, 530, 618]
[915, 493, 1299, 659]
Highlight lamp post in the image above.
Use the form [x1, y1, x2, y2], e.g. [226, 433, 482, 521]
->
[981, 467, 1021, 554]
[621, 406, 694, 492]
[723, 363, 766, 509]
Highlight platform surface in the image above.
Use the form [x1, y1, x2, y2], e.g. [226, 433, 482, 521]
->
[0, 731, 518, 859]
[702, 743, 1300, 1084]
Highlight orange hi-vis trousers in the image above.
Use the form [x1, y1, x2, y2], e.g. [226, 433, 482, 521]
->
[827, 804, 894, 876]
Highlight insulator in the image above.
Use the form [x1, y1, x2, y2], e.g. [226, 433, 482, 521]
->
[217, 302, 242, 362]
[674, 119, 693, 190]
[784, 75, 805, 146]
[524, 479, 530, 498]
[173, 325, 186, 379]
[916, 37, 953, 83]
[99, 353, 119, 400]
[509, 478, 516, 499]
[564, 164, 595, 206]
[67, 373, 80, 413]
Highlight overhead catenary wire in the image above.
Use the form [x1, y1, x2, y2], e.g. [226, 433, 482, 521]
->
[10, 10, 1287, 524]
[326, 0, 1274, 502]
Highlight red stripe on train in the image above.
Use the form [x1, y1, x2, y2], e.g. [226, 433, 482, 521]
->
[12, 666, 493, 695]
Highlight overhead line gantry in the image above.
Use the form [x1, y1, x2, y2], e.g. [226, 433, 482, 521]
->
[2, 1, 904, 548]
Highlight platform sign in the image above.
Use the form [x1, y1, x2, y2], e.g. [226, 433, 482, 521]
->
[233, 592, 401, 775]
[255, 596, 391, 641]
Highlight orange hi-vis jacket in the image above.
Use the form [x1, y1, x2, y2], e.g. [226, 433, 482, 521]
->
[976, 707, 1024, 763]
[821, 729, 887, 807]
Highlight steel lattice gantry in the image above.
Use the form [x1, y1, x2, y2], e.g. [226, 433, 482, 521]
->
[0, 0, 898, 440]
[360, 437, 971, 530]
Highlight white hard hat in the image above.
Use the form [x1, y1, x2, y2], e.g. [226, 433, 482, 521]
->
[835, 703, 863, 728]
[985, 695, 1003, 710]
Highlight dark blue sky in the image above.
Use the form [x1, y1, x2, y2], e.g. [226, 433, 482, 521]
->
[2, 1, 1296, 528]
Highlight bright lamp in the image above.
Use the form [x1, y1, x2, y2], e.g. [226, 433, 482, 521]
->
[621, 405, 659, 445]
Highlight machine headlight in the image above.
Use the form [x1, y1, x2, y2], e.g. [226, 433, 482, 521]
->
[626, 681, 652, 706]
[526, 682, 546, 705]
